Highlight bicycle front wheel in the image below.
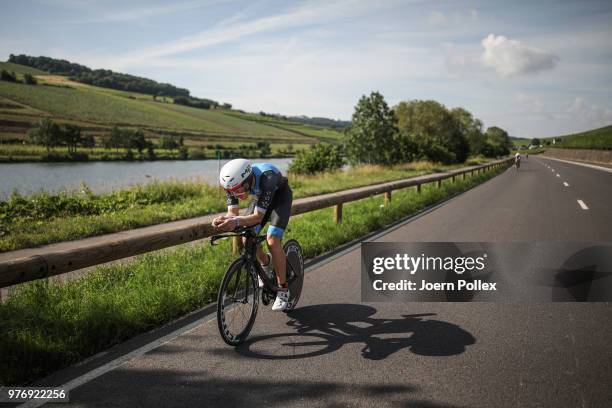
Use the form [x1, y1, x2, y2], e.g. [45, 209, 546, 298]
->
[217, 259, 259, 346]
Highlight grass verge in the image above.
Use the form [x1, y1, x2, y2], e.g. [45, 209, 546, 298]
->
[0, 163, 509, 385]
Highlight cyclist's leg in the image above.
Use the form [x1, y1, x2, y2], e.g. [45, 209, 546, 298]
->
[267, 185, 293, 286]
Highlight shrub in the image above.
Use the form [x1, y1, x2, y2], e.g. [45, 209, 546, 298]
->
[23, 73, 37, 85]
[188, 148, 206, 160]
[289, 143, 345, 174]
[0, 70, 18, 82]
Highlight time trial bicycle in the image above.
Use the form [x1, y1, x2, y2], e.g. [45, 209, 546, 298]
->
[211, 226, 304, 346]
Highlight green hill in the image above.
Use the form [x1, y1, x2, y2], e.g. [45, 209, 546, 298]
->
[0, 62, 343, 152]
[545, 125, 612, 150]
[0, 61, 46, 75]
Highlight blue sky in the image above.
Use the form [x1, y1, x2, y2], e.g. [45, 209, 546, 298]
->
[1, 0, 611, 137]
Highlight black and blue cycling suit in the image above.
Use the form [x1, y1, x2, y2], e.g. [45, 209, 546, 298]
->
[225, 163, 292, 238]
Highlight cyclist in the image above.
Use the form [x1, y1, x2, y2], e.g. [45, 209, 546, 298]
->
[212, 159, 293, 311]
[515, 152, 521, 171]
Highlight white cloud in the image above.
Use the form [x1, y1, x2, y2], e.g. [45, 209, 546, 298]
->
[133, 40, 442, 117]
[443, 43, 482, 77]
[428, 11, 448, 25]
[108, 0, 410, 69]
[566, 97, 612, 127]
[77, 1, 225, 23]
[515, 93, 553, 119]
[481, 34, 560, 77]
[428, 9, 478, 27]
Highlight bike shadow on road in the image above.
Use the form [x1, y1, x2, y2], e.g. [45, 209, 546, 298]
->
[234, 304, 476, 360]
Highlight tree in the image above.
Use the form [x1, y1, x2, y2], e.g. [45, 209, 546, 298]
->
[451, 107, 485, 156]
[28, 118, 62, 151]
[128, 130, 147, 153]
[81, 134, 96, 148]
[159, 135, 180, 150]
[395, 100, 469, 164]
[146, 144, 156, 160]
[484, 126, 511, 156]
[107, 126, 124, 152]
[62, 125, 83, 154]
[257, 141, 271, 157]
[531, 138, 541, 147]
[344, 91, 400, 165]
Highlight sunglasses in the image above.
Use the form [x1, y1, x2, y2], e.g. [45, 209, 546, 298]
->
[224, 177, 251, 194]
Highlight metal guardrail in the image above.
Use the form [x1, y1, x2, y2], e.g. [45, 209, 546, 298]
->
[0, 158, 513, 288]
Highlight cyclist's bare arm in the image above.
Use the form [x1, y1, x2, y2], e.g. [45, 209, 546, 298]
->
[213, 209, 264, 232]
[212, 207, 239, 229]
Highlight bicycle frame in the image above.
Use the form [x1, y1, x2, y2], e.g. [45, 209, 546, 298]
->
[211, 227, 298, 293]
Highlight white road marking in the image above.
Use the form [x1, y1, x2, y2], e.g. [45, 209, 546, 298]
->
[551, 169, 555, 172]
[577, 200, 589, 210]
[556, 174, 560, 177]
[564, 182, 569, 187]
[541, 156, 612, 173]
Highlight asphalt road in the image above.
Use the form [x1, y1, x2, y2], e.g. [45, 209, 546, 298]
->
[33, 157, 612, 408]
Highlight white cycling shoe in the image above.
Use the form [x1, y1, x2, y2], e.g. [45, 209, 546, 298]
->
[272, 289, 290, 311]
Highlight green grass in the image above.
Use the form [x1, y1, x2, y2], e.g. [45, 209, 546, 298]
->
[0, 62, 46, 75]
[0, 180, 227, 252]
[511, 138, 531, 147]
[545, 125, 612, 150]
[0, 163, 509, 385]
[0, 159, 489, 252]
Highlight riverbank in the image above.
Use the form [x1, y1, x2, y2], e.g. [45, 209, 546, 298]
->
[0, 143, 296, 163]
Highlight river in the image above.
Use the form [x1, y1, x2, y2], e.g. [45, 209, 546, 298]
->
[0, 158, 293, 200]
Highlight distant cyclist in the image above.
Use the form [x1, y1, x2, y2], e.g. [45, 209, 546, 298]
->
[515, 153, 521, 171]
[212, 159, 293, 311]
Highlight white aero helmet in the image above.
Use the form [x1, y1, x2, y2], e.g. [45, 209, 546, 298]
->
[219, 158, 252, 192]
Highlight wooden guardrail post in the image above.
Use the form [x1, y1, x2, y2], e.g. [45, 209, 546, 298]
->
[462, 172, 466, 180]
[437, 179, 442, 188]
[232, 236, 243, 255]
[384, 191, 391, 205]
[334, 203, 343, 224]
[452, 175, 456, 183]
[417, 184, 421, 194]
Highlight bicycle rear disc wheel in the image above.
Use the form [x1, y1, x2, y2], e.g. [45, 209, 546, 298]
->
[217, 259, 259, 346]
[283, 239, 304, 312]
